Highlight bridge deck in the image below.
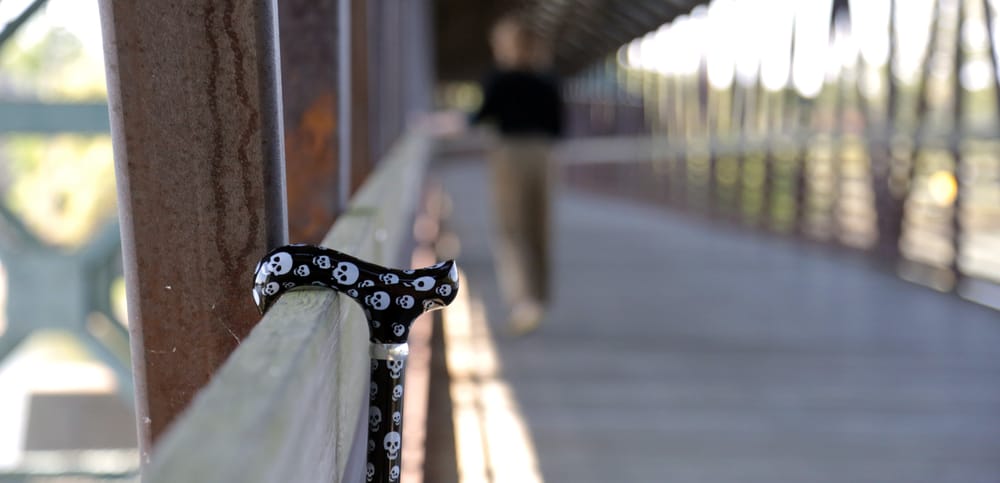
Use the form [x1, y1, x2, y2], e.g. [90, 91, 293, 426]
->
[432, 153, 1000, 483]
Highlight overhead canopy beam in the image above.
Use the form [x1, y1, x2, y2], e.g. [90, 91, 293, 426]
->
[434, 0, 709, 80]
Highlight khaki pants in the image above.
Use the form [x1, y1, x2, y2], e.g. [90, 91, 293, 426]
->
[488, 137, 553, 308]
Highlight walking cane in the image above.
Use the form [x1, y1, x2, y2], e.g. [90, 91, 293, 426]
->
[252, 244, 459, 483]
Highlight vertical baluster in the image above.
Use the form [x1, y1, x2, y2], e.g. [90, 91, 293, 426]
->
[99, 0, 290, 467]
[872, 0, 906, 262]
[950, 0, 967, 284]
[985, 0, 1000, 116]
[279, 0, 341, 244]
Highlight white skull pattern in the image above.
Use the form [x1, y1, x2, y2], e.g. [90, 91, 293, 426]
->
[254, 260, 268, 283]
[395, 295, 415, 309]
[436, 284, 452, 297]
[387, 360, 403, 379]
[348, 289, 359, 298]
[267, 252, 293, 275]
[313, 255, 331, 269]
[366, 463, 375, 482]
[370, 381, 378, 399]
[392, 323, 406, 338]
[368, 439, 375, 452]
[390, 466, 400, 481]
[294, 265, 310, 277]
[408, 276, 436, 291]
[366, 291, 390, 310]
[379, 273, 400, 284]
[392, 411, 401, 426]
[392, 384, 403, 401]
[263, 282, 280, 296]
[369, 406, 382, 432]
[332, 262, 360, 285]
[384, 432, 401, 460]
[359, 280, 375, 288]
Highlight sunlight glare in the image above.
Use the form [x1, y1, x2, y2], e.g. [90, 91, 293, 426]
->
[733, 1, 763, 86]
[792, 0, 833, 97]
[849, 0, 891, 67]
[928, 170, 959, 206]
[894, 0, 938, 84]
[961, 60, 994, 91]
[705, 0, 737, 89]
[760, 0, 796, 91]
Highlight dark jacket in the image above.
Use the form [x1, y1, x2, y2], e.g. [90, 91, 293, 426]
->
[472, 69, 564, 138]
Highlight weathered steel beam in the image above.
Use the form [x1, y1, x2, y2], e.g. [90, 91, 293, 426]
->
[372, 0, 397, 160]
[278, 0, 341, 244]
[97, 0, 287, 466]
[348, 0, 374, 193]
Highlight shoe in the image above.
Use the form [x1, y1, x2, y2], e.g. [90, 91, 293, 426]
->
[507, 301, 543, 336]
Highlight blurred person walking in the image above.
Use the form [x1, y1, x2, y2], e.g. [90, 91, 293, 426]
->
[471, 15, 563, 335]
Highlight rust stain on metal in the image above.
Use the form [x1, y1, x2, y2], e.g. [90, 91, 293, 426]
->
[301, 94, 337, 150]
[349, 0, 373, 194]
[223, 0, 263, 266]
[203, 1, 228, 272]
[285, 92, 338, 243]
[279, 0, 341, 244]
[203, 3, 248, 350]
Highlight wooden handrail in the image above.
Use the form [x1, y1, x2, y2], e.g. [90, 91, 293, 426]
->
[145, 129, 432, 482]
[556, 128, 1000, 167]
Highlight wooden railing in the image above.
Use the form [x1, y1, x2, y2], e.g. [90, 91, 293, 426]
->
[144, 129, 432, 482]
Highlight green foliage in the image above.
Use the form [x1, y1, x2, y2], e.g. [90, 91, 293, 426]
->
[0, 24, 106, 100]
[2, 135, 116, 247]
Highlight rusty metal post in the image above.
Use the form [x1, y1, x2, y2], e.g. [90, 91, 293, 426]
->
[347, 0, 374, 194]
[98, 0, 287, 465]
[279, 0, 341, 243]
[368, 0, 407, 162]
[374, 0, 387, 158]
[402, 0, 433, 119]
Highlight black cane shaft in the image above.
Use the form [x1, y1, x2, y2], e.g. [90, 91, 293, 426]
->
[365, 359, 406, 483]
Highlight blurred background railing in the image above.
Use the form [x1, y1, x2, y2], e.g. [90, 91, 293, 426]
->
[555, 0, 1000, 309]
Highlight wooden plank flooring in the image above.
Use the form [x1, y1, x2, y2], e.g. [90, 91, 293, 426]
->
[432, 157, 1000, 483]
